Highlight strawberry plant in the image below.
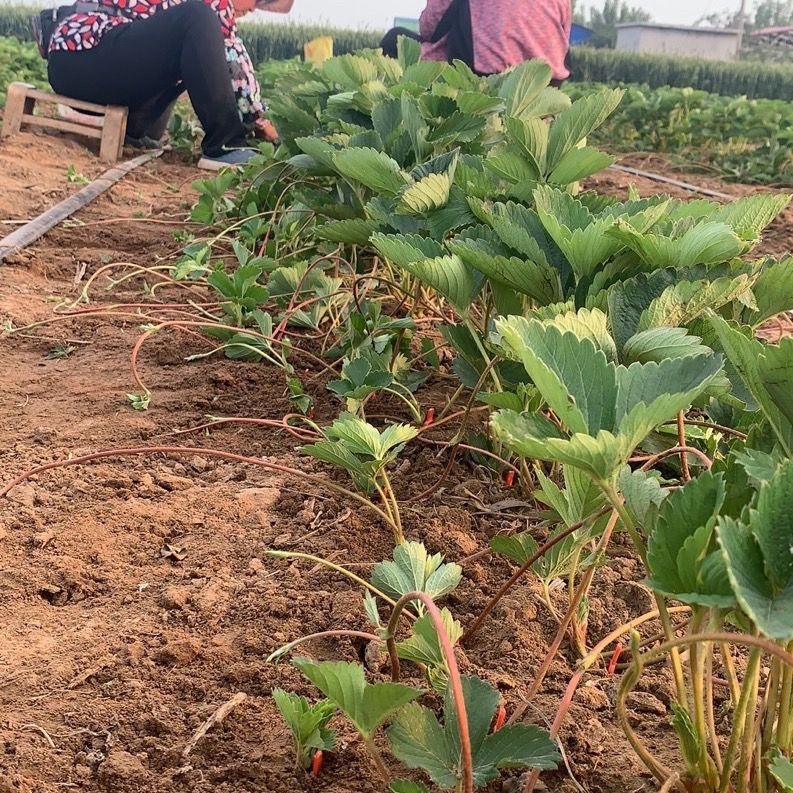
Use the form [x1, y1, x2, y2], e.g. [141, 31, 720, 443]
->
[281, 585, 561, 791]
[272, 689, 336, 772]
[0, 36, 47, 107]
[371, 542, 462, 607]
[369, 542, 464, 691]
[300, 414, 417, 543]
[614, 459, 793, 792]
[207, 262, 270, 326]
[328, 352, 423, 422]
[291, 658, 422, 782]
[566, 81, 793, 185]
[490, 313, 723, 490]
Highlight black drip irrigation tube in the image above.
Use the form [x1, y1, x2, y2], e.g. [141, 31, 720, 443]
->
[0, 149, 164, 264]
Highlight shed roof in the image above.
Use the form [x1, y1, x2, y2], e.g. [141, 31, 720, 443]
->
[752, 25, 793, 35]
[616, 22, 741, 35]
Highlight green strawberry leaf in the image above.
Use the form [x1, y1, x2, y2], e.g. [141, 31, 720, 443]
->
[293, 658, 422, 740]
[390, 782, 430, 793]
[372, 542, 462, 604]
[709, 314, 793, 455]
[718, 459, 793, 640]
[388, 675, 560, 789]
[272, 689, 336, 769]
[768, 750, 793, 791]
[332, 147, 410, 195]
[645, 472, 735, 607]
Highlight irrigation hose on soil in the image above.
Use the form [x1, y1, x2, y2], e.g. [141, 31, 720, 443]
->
[609, 164, 731, 200]
[0, 149, 164, 264]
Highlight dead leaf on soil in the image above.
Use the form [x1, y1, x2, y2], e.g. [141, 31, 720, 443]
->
[160, 543, 188, 562]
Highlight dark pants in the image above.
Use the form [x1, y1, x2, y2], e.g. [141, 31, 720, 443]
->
[48, 2, 246, 156]
[380, 27, 421, 59]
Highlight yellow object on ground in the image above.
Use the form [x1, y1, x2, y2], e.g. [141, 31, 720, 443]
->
[304, 37, 333, 66]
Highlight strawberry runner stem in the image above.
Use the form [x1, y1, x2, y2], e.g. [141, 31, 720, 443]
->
[510, 509, 620, 733]
[462, 505, 612, 645]
[0, 446, 400, 538]
[522, 604, 690, 793]
[265, 550, 417, 620]
[385, 591, 474, 793]
[267, 630, 381, 664]
[676, 411, 691, 481]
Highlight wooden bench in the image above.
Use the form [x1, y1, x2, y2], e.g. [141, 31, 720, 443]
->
[1, 82, 128, 163]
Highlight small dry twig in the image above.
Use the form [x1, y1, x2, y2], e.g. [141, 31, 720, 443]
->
[182, 692, 247, 757]
[22, 723, 56, 749]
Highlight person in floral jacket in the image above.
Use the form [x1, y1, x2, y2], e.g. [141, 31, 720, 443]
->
[47, 0, 291, 168]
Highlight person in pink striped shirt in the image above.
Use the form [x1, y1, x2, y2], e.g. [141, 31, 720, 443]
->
[383, 0, 571, 82]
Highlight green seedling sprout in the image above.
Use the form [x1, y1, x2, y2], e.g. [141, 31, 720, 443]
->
[272, 689, 336, 772]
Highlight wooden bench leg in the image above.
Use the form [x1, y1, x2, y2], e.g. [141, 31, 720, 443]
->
[1, 82, 36, 139]
[99, 106, 128, 163]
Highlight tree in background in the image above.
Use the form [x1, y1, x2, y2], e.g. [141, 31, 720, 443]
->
[753, 0, 793, 26]
[695, 0, 793, 61]
[695, 0, 793, 29]
[574, 0, 652, 47]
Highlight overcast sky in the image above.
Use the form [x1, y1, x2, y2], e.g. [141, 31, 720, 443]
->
[258, 0, 740, 30]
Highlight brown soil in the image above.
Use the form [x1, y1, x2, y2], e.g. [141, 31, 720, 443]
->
[0, 133, 790, 793]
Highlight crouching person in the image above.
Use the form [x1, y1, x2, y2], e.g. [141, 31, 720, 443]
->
[40, 0, 291, 169]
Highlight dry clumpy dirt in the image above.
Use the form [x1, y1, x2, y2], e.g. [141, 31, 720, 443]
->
[0, 130, 790, 793]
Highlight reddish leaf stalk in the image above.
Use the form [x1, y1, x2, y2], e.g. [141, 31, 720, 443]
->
[663, 418, 748, 440]
[406, 357, 498, 504]
[166, 415, 319, 442]
[522, 604, 690, 793]
[273, 278, 347, 342]
[509, 509, 620, 728]
[676, 412, 691, 482]
[385, 591, 473, 793]
[129, 318, 339, 397]
[607, 642, 624, 676]
[311, 750, 324, 776]
[417, 437, 522, 479]
[639, 445, 712, 472]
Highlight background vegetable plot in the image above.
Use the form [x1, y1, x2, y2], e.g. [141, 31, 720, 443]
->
[2, 38, 793, 793]
[565, 82, 793, 186]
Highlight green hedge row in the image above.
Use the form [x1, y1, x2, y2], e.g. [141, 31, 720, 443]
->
[0, 36, 47, 105]
[3, 6, 793, 101]
[568, 46, 793, 101]
[238, 21, 382, 62]
[0, 6, 34, 41]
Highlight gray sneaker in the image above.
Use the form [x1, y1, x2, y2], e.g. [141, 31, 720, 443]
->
[197, 148, 258, 171]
